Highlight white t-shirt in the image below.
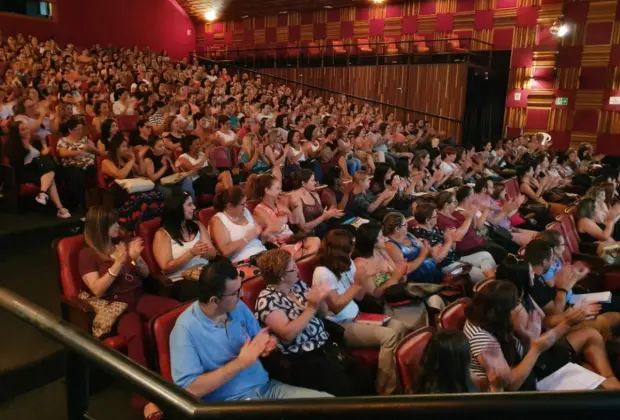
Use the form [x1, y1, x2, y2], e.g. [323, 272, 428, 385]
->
[312, 262, 359, 323]
[440, 161, 457, 176]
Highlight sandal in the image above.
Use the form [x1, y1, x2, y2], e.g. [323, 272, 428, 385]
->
[35, 192, 49, 205]
[57, 208, 72, 219]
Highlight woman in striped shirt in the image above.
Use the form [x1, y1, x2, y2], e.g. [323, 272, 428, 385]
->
[464, 281, 578, 391]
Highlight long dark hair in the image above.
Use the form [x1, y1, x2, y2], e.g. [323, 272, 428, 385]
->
[317, 229, 354, 278]
[5, 121, 28, 165]
[107, 133, 129, 167]
[161, 192, 199, 246]
[496, 256, 534, 312]
[465, 281, 521, 366]
[100, 118, 116, 150]
[575, 198, 596, 223]
[415, 330, 477, 394]
[354, 223, 382, 259]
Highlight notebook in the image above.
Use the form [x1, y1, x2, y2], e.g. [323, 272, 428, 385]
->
[537, 363, 605, 391]
[568, 292, 612, 305]
[355, 313, 391, 326]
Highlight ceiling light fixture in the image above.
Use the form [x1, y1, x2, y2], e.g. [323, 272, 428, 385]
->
[241, 15, 249, 18]
[371, 0, 385, 4]
[550, 17, 569, 37]
[205, 10, 217, 21]
[279, 11, 288, 14]
[324, 5, 333, 9]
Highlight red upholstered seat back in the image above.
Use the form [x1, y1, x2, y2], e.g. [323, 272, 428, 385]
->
[395, 327, 434, 392]
[198, 207, 217, 228]
[47, 134, 61, 157]
[296, 254, 318, 286]
[95, 156, 106, 189]
[503, 177, 519, 201]
[138, 218, 163, 274]
[209, 146, 232, 168]
[557, 211, 580, 255]
[56, 235, 86, 298]
[438, 298, 471, 330]
[246, 200, 258, 214]
[116, 115, 139, 132]
[241, 276, 267, 310]
[150, 302, 192, 381]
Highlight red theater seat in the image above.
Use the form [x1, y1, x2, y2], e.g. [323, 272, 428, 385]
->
[437, 298, 471, 331]
[412, 35, 430, 54]
[296, 254, 318, 286]
[395, 327, 434, 392]
[56, 235, 127, 351]
[209, 146, 233, 168]
[116, 114, 139, 132]
[137, 218, 174, 294]
[356, 38, 373, 54]
[240, 276, 267, 310]
[198, 207, 217, 228]
[384, 37, 399, 55]
[330, 40, 347, 55]
[150, 302, 192, 381]
[446, 33, 467, 53]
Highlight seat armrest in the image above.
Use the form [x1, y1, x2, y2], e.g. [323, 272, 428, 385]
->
[60, 295, 94, 333]
[144, 271, 174, 297]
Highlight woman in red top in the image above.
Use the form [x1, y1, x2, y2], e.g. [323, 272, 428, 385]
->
[78, 206, 179, 419]
[435, 188, 507, 265]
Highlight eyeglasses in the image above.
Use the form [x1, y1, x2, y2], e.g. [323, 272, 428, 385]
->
[220, 289, 241, 299]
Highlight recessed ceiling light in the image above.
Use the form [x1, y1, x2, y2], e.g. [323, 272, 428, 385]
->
[204, 10, 216, 21]
[241, 15, 249, 18]
[324, 5, 333, 9]
[279, 11, 288, 14]
[371, 0, 384, 4]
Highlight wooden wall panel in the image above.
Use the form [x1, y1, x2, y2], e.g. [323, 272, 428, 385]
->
[259, 63, 467, 142]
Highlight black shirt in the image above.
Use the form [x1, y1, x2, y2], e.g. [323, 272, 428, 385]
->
[530, 274, 557, 310]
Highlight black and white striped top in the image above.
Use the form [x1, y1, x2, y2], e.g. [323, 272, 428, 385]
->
[463, 319, 523, 380]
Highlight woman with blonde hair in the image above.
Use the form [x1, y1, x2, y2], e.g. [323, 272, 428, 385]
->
[78, 206, 179, 419]
[238, 133, 281, 179]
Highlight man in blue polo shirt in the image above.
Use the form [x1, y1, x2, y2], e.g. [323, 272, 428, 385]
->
[170, 256, 333, 402]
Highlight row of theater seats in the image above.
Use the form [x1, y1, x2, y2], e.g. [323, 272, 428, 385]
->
[206, 34, 467, 60]
[55, 203, 473, 392]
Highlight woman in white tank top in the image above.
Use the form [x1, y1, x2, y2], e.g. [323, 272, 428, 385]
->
[153, 193, 217, 301]
[209, 187, 267, 263]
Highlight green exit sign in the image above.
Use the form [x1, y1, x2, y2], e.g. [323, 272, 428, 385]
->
[555, 97, 569, 106]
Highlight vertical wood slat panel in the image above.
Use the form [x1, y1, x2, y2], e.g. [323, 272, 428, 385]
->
[259, 64, 466, 142]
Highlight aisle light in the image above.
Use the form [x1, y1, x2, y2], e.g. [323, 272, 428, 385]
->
[550, 17, 569, 37]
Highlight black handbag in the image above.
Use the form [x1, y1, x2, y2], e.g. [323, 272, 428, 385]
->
[383, 282, 444, 303]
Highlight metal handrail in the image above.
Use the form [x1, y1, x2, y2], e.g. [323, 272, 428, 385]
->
[197, 56, 464, 123]
[203, 37, 494, 54]
[3, 286, 620, 419]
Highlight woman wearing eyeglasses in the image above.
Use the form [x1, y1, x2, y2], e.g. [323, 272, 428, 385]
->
[254, 249, 374, 396]
[79, 206, 180, 418]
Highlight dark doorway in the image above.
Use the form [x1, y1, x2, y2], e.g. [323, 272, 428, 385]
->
[462, 50, 511, 150]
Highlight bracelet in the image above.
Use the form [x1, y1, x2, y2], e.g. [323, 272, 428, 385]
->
[243, 236, 248, 244]
[107, 268, 120, 277]
[556, 287, 569, 294]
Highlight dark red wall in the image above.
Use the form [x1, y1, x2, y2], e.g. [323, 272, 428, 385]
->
[0, 0, 196, 59]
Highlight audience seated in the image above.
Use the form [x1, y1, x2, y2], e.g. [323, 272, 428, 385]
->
[436, 187, 507, 264]
[55, 116, 98, 210]
[411, 203, 496, 283]
[209, 186, 267, 263]
[464, 281, 578, 391]
[5, 121, 70, 217]
[254, 249, 374, 396]
[153, 193, 217, 301]
[312, 229, 407, 395]
[382, 212, 443, 286]
[290, 169, 345, 237]
[496, 252, 620, 389]
[78, 206, 180, 418]
[350, 170, 398, 219]
[247, 174, 320, 259]
[169, 257, 333, 401]
[414, 329, 507, 393]
[353, 223, 429, 330]
[101, 134, 164, 232]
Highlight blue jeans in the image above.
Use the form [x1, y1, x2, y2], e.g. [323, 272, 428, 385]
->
[155, 177, 195, 200]
[228, 379, 333, 401]
[346, 158, 362, 175]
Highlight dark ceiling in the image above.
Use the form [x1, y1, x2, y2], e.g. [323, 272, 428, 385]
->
[176, 0, 400, 22]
